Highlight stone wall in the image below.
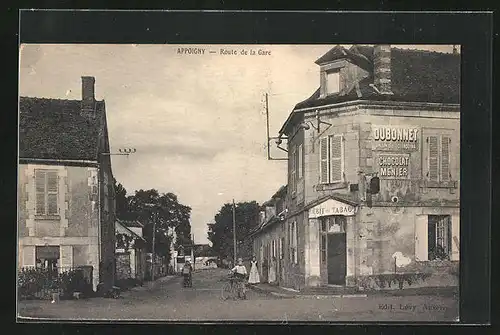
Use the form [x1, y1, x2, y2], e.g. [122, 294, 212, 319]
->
[116, 252, 131, 280]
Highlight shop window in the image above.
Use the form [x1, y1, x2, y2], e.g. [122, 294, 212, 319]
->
[428, 215, 452, 260]
[279, 237, 284, 259]
[321, 234, 327, 264]
[289, 221, 298, 264]
[415, 214, 454, 261]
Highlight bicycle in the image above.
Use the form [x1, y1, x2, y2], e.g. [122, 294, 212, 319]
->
[221, 274, 247, 300]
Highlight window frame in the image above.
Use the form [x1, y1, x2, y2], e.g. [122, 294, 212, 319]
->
[426, 134, 452, 183]
[319, 134, 344, 185]
[34, 169, 59, 216]
[428, 215, 452, 261]
[297, 143, 304, 180]
[326, 70, 340, 95]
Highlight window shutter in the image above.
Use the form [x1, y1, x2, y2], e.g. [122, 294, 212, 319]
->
[47, 171, 58, 215]
[330, 135, 343, 183]
[298, 144, 303, 179]
[319, 137, 329, 183]
[441, 136, 451, 181]
[428, 136, 439, 181]
[414, 215, 428, 261]
[290, 146, 296, 193]
[35, 170, 46, 215]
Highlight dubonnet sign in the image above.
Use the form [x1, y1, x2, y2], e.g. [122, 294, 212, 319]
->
[372, 125, 420, 152]
[309, 198, 357, 218]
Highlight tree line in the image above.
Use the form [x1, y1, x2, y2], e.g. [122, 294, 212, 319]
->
[207, 201, 261, 263]
[114, 179, 193, 265]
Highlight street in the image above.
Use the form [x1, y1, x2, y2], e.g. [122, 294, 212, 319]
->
[18, 268, 459, 322]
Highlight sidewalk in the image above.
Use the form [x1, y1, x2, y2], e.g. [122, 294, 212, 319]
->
[247, 282, 458, 299]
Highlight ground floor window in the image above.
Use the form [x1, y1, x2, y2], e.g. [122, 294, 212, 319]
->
[320, 234, 327, 264]
[428, 215, 452, 260]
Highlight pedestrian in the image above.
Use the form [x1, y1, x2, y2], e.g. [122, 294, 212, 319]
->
[248, 256, 260, 285]
[182, 261, 193, 287]
[268, 256, 277, 284]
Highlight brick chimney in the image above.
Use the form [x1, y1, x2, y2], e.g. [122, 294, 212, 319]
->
[81, 76, 96, 112]
[373, 45, 393, 95]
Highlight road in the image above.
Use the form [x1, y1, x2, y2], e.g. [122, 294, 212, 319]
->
[18, 268, 459, 322]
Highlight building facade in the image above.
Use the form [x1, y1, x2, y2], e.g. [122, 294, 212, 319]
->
[115, 219, 146, 283]
[18, 77, 117, 291]
[256, 45, 460, 291]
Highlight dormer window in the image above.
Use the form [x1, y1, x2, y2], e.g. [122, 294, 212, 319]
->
[326, 70, 340, 95]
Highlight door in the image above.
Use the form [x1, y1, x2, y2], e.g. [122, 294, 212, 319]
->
[327, 233, 346, 285]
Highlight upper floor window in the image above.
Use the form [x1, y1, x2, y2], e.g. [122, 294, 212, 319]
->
[426, 135, 452, 182]
[35, 169, 58, 216]
[319, 134, 344, 184]
[326, 70, 340, 95]
[290, 143, 305, 196]
[297, 144, 304, 179]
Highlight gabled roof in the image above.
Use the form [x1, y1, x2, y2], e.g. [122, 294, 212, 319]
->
[116, 219, 146, 241]
[19, 97, 106, 161]
[315, 45, 372, 70]
[119, 219, 144, 229]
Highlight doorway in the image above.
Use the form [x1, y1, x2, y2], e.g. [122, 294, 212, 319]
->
[327, 233, 347, 285]
[321, 216, 347, 285]
[35, 246, 60, 277]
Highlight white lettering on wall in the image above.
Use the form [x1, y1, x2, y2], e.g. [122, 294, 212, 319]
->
[372, 125, 420, 152]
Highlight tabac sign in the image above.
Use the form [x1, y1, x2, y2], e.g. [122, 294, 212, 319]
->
[372, 125, 420, 152]
[308, 198, 357, 218]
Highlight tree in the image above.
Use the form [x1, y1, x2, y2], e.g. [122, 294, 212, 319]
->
[207, 201, 260, 261]
[112, 181, 192, 265]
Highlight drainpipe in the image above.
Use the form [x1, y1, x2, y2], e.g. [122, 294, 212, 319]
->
[96, 164, 102, 291]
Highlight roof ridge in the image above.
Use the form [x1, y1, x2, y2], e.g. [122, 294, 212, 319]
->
[20, 96, 82, 103]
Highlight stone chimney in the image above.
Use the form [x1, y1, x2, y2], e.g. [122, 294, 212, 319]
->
[81, 76, 96, 112]
[373, 45, 393, 95]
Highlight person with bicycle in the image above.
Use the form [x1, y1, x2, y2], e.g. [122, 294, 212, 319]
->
[230, 257, 248, 299]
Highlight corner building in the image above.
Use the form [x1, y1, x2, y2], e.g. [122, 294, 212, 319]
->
[277, 45, 460, 290]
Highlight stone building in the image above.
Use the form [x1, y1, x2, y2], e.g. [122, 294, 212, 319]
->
[261, 45, 460, 290]
[115, 219, 146, 283]
[18, 76, 117, 291]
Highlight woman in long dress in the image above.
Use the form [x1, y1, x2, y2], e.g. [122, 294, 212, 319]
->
[268, 257, 277, 284]
[248, 256, 260, 284]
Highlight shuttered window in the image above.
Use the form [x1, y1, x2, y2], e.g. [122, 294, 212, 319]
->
[428, 136, 439, 181]
[35, 170, 58, 215]
[330, 135, 343, 183]
[426, 135, 452, 182]
[441, 136, 451, 182]
[297, 144, 304, 179]
[290, 146, 296, 194]
[319, 135, 344, 184]
[319, 137, 329, 184]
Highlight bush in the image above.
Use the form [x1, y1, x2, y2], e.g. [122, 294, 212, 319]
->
[18, 267, 93, 300]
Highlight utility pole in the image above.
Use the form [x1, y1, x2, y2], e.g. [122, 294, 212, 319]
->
[265, 93, 270, 159]
[151, 209, 156, 281]
[191, 233, 195, 271]
[232, 199, 237, 265]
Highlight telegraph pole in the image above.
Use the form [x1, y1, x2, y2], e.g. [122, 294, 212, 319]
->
[151, 210, 156, 281]
[191, 233, 195, 271]
[232, 199, 237, 265]
[265, 93, 270, 159]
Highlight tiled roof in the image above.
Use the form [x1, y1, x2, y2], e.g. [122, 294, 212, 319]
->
[294, 45, 460, 110]
[19, 97, 105, 161]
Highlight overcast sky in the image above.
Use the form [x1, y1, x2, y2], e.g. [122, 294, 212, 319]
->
[19, 44, 456, 244]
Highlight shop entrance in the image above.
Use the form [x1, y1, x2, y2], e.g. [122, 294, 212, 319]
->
[321, 216, 347, 285]
[327, 233, 346, 285]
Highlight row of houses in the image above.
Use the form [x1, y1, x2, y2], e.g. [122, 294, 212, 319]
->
[17, 77, 169, 293]
[248, 45, 460, 291]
